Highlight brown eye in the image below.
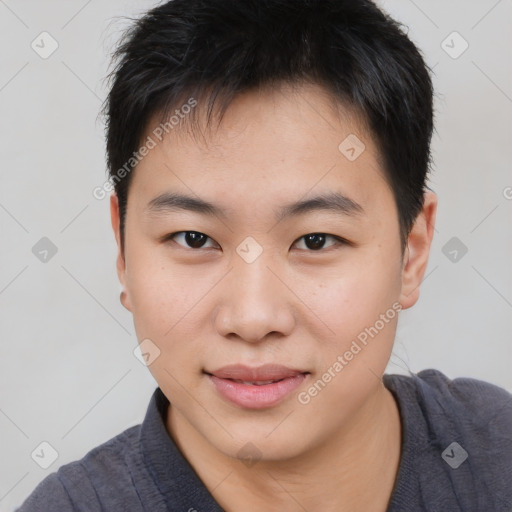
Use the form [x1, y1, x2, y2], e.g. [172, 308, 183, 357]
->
[167, 231, 216, 249]
[294, 233, 343, 251]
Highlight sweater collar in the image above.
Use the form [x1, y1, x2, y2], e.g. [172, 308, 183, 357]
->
[139, 387, 225, 512]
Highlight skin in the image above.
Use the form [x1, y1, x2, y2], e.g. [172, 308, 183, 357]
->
[111, 82, 437, 512]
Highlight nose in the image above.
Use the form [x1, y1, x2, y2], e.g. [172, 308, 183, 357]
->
[214, 255, 296, 343]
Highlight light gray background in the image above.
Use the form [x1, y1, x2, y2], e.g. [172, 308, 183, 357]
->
[0, 0, 511, 510]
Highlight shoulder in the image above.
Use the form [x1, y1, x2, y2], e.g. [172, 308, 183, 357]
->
[386, 368, 512, 426]
[16, 425, 146, 512]
[385, 369, 512, 510]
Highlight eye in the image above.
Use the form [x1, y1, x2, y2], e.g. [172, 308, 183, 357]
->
[293, 233, 345, 251]
[164, 231, 347, 252]
[166, 231, 218, 250]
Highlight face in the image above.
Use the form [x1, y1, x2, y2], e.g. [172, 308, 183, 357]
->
[111, 83, 434, 462]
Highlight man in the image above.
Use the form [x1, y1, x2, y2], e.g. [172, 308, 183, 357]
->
[18, 1, 512, 510]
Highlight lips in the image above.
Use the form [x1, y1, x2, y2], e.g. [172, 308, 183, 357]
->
[205, 364, 309, 409]
[207, 364, 307, 382]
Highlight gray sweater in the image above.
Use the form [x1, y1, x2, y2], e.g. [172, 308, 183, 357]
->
[16, 369, 512, 511]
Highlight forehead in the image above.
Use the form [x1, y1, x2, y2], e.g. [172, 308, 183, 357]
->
[129, 83, 392, 220]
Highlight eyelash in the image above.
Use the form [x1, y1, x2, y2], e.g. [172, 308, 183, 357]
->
[163, 231, 349, 252]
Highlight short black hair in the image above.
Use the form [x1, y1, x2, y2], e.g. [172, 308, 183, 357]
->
[103, 0, 435, 252]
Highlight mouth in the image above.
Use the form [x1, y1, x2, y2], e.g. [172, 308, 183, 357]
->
[204, 364, 310, 409]
[222, 378, 289, 386]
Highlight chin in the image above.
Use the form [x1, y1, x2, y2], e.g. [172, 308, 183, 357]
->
[211, 422, 312, 464]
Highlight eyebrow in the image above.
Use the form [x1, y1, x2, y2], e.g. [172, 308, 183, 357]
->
[146, 191, 364, 222]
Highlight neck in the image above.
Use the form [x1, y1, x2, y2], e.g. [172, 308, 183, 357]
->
[166, 383, 401, 512]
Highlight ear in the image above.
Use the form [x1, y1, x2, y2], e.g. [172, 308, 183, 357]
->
[399, 190, 437, 309]
[110, 193, 132, 311]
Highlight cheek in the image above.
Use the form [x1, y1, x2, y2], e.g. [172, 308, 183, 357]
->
[300, 246, 402, 372]
[298, 258, 401, 425]
[311, 255, 400, 328]
[125, 245, 202, 339]
[125, 254, 208, 387]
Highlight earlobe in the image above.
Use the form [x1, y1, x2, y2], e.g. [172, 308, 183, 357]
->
[120, 290, 130, 310]
[399, 191, 437, 309]
[110, 193, 132, 312]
